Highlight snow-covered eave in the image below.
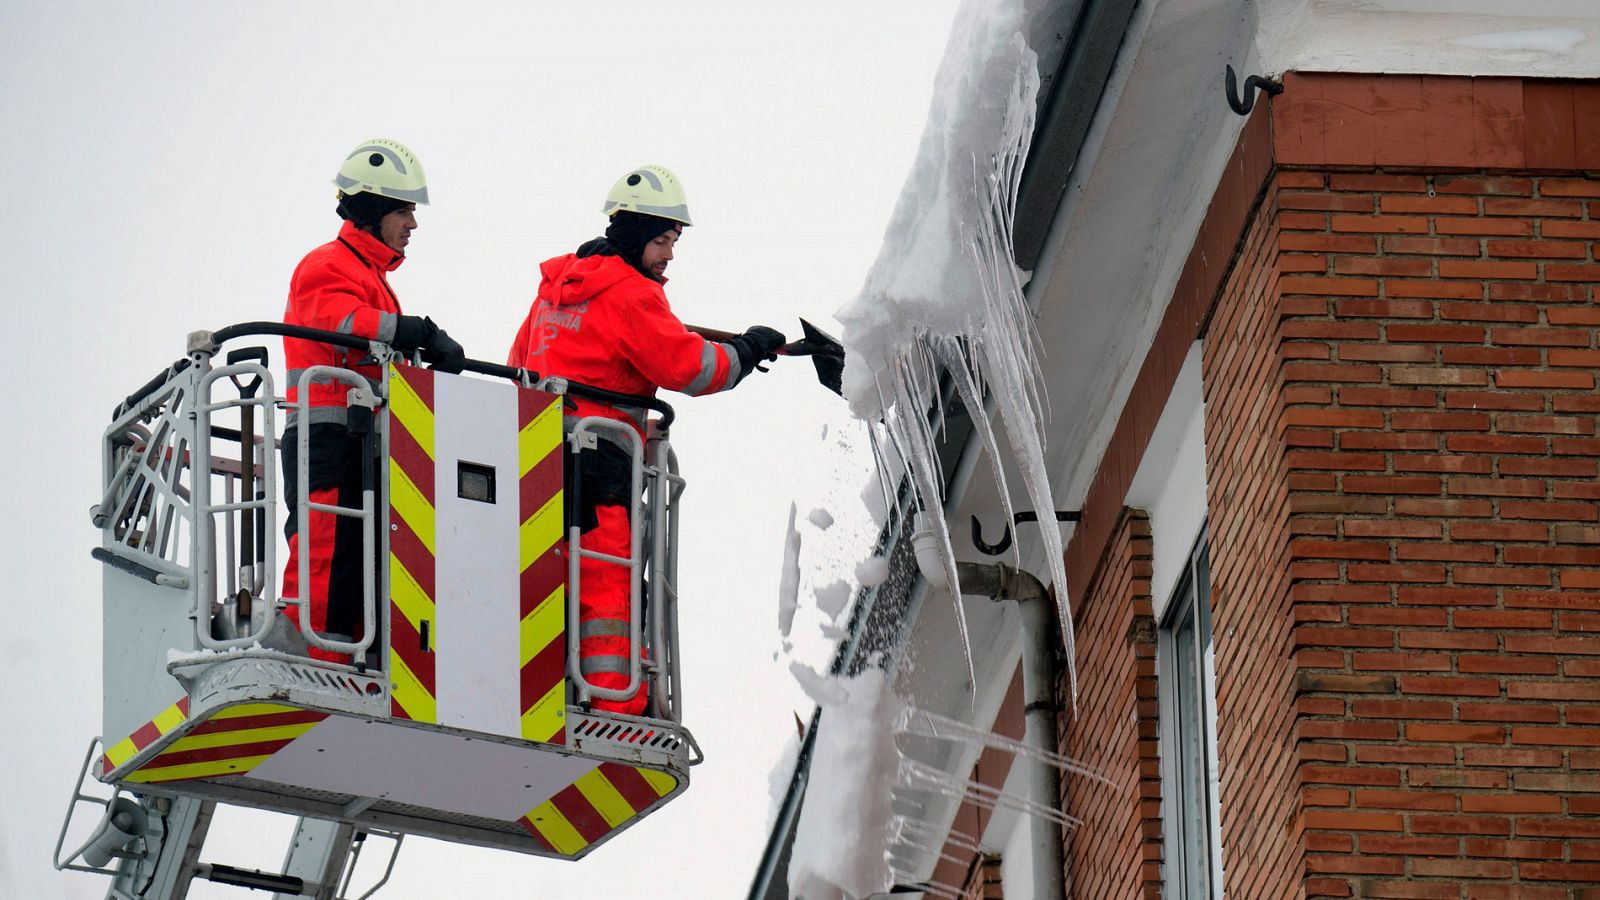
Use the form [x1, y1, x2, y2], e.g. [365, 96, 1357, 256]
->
[744, 0, 1144, 893]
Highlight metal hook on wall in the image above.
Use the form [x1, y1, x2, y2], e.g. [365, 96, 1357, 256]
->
[1225, 64, 1282, 116]
[971, 510, 1082, 556]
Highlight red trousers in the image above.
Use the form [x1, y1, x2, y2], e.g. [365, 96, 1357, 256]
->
[580, 504, 647, 716]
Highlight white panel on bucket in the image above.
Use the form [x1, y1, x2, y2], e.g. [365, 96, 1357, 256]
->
[432, 373, 522, 737]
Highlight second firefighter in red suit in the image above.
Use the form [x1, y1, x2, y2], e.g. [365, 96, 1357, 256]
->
[507, 165, 786, 715]
[282, 138, 466, 663]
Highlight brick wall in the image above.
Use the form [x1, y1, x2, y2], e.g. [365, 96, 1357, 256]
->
[1265, 169, 1600, 897]
[962, 854, 1004, 899]
[1201, 181, 1304, 899]
[1061, 510, 1163, 899]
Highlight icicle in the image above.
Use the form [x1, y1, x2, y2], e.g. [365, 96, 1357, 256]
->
[836, 0, 1081, 710]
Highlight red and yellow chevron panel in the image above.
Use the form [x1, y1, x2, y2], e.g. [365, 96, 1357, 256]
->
[517, 763, 680, 857]
[519, 387, 567, 744]
[103, 695, 190, 776]
[122, 704, 327, 784]
[388, 364, 438, 723]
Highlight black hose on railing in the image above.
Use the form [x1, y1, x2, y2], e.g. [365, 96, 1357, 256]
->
[117, 321, 676, 430]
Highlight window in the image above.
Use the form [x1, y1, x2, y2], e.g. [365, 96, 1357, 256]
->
[1159, 532, 1221, 898]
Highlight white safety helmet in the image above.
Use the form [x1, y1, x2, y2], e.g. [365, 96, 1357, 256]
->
[333, 138, 429, 205]
[603, 165, 691, 226]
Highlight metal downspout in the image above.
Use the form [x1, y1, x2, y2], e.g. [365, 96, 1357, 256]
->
[950, 561, 1064, 900]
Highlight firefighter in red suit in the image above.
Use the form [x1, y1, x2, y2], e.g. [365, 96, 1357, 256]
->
[507, 165, 786, 714]
[282, 138, 466, 662]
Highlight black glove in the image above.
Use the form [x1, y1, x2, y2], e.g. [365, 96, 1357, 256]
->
[726, 325, 787, 375]
[422, 321, 466, 374]
[391, 315, 466, 374]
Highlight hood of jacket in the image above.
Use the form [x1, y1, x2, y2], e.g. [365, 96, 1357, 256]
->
[537, 249, 664, 307]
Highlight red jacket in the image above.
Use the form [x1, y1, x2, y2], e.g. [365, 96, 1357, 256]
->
[283, 220, 405, 427]
[507, 251, 743, 431]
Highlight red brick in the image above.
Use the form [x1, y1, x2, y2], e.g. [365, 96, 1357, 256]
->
[1512, 726, 1600, 746]
[1436, 217, 1531, 236]
[1393, 498, 1493, 517]
[1283, 276, 1381, 297]
[1384, 236, 1482, 256]
[1548, 264, 1600, 283]
[1385, 322, 1485, 342]
[1348, 563, 1446, 583]
[1506, 634, 1600, 655]
[1334, 256, 1434, 277]
[1399, 587, 1497, 606]
[1463, 837, 1565, 859]
[1445, 390, 1545, 411]
[1398, 676, 1502, 697]
[1443, 346, 1542, 365]
[1349, 698, 1451, 718]
[1406, 723, 1507, 743]
[1540, 220, 1600, 239]
[1304, 810, 1404, 831]
[1354, 652, 1452, 672]
[1330, 174, 1424, 193]
[1489, 281, 1589, 302]
[1393, 454, 1494, 474]
[1521, 862, 1600, 881]
[1283, 233, 1379, 253]
[1337, 343, 1437, 363]
[1440, 259, 1539, 279]
[1504, 459, 1595, 478]
[1502, 501, 1599, 521]
[1302, 765, 1403, 787]
[1343, 475, 1441, 494]
[1390, 411, 1490, 431]
[1384, 280, 1486, 300]
[1449, 477, 1546, 497]
[1495, 369, 1596, 390]
[1395, 544, 1496, 565]
[1436, 177, 1532, 196]
[1541, 178, 1600, 198]
[1284, 192, 1377, 212]
[1506, 546, 1600, 565]
[1500, 414, 1595, 434]
[1462, 748, 1563, 768]
[1412, 858, 1513, 879]
[1454, 610, 1553, 629]
[1390, 366, 1487, 385]
[1549, 307, 1600, 326]
[1486, 239, 1589, 259]
[1284, 363, 1384, 383]
[1458, 702, 1560, 724]
[1339, 387, 1437, 407]
[1491, 327, 1593, 347]
[1284, 320, 1383, 340]
[1332, 214, 1429, 234]
[1288, 451, 1387, 471]
[1439, 301, 1541, 323]
[1482, 198, 1584, 218]
[1458, 655, 1559, 675]
[1333, 298, 1430, 317]
[1550, 349, 1600, 367]
[1410, 814, 1511, 836]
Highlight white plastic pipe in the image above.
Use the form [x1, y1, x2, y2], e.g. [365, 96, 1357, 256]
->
[910, 519, 1064, 899]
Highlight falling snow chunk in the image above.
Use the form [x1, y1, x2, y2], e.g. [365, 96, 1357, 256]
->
[808, 507, 836, 530]
[779, 502, 802, 639]
[815, 580, 853, 620]
[788, 669, 903, 899]
[855, 556, 890, 588]
[789, 660, 852, 708]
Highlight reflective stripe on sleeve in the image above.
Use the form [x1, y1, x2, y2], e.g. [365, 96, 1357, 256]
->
[682, 342, 724, 396]
[376, 312, 398, 343]
[336, 311, 358, 335]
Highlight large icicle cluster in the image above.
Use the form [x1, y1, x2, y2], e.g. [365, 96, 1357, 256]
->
[835, 0, 1074, 694]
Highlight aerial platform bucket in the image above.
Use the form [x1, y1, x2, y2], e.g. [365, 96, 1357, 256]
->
[92, 326, 694, 860]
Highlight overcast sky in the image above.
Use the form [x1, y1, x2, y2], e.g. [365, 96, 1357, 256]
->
[0, 2, 961, 897]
